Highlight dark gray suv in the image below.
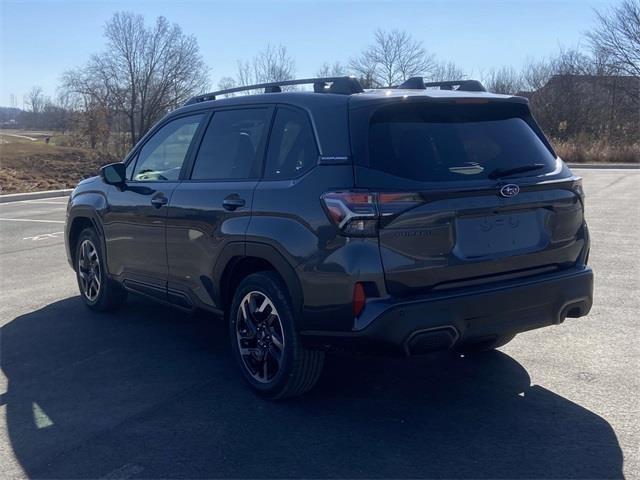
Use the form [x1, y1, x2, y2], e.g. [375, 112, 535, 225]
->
[65, 76, 593, 399]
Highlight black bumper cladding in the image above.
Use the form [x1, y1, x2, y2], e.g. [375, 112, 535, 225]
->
[302, 267, 593, 355]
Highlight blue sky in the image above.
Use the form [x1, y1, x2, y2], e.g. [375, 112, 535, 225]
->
[0, 0, 618, 107]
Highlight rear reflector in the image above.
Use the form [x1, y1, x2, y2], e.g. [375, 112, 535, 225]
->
[353, 282, 366, 317]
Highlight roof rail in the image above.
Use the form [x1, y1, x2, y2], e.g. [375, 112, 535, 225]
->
[184, 76, 364, 105]
[397, 77, 486, 92]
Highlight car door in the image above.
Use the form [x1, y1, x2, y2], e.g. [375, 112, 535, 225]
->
[165, 106, 273, 309]
[103, 113, 205, 299]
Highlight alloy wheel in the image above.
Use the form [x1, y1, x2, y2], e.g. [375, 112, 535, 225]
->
[78, 239, 101, 302]
[235, 291, 286, 383]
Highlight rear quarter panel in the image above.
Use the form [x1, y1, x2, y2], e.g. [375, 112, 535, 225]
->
[247, 165, 386, 331]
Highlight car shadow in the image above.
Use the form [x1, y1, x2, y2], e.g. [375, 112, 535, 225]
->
[1, 296, 623, 479]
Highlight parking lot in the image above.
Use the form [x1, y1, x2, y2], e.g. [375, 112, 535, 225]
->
[0, 169, 638, 479]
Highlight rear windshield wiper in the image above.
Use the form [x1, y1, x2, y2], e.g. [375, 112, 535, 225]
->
[489, 163, 546, 180]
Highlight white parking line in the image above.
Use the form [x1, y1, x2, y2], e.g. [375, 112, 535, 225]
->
[23, 231, 64, 241]
[0, 218, 65, 224]
[22, 200, 69, 205]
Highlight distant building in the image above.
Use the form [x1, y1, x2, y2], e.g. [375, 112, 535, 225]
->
[519, 74, 639, 103]
[518, 75, 640, 141]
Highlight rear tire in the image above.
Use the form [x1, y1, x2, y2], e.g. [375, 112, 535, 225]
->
[456, 334, 516, 354]
[229, 271, 325, 400]
[75, 227, 127, 312]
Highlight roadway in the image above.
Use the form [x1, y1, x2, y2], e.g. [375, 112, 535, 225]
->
[0, 169, 638, 479]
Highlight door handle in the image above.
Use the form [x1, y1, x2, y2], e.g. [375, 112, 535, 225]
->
[151, 195, 168, 208]
[222, 195, 246, 211]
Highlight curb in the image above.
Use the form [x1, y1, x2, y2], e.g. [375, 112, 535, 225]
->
[0, 189, 73, 204]
[568, 163, 639, 169]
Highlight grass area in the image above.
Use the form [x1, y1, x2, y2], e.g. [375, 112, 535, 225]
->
[0, 131, 114, 194]
[552, 138, 639, 164]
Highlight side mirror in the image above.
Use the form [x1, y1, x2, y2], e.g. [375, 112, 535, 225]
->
[100, 163, 127, 188]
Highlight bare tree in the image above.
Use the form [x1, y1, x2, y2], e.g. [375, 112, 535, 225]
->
[76, 97, 110, 149]
[551, 47, 598, 75]
[216, 76, 237, 97]
[50, 90, 76, 133]
[316, 61, 347, 78]
[24, 86, 45, 113]
[235, 44, 295, 86]
[587, 0, 640, 78]
[429, 61, 466, 82]
[253, 44, 295, 83]
[230, 44, 295, 94]
[520, 57, 555, 91]
[349, 29, 435, 87]
[63, 12, 209, 146]
[482, 66, 524, 94]
[236, 60, 254, 87]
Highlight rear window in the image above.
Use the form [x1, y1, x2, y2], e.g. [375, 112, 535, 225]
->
[368, 103, 557, 182]
[191, 108, 270, 180]
[264, 107, 318, 180]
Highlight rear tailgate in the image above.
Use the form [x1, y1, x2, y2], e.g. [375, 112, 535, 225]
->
[350, 98, 588, 297]
[375, 178, 585, 296]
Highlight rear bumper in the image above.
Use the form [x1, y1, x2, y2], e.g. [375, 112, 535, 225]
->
[301, 266, 593, 354]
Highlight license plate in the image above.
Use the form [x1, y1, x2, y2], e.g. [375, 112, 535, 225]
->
[455, 212, 545, 258]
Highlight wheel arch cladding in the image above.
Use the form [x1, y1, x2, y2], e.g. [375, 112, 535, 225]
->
[68, 216, 101, 269]
[216, 242, 304, 319]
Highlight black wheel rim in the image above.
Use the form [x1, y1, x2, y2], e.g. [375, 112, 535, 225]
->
[78, 239, 101, 302]
[235, 291, 285, 383]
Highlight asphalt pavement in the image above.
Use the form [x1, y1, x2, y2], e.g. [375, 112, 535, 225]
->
[0, 169, 638, 479]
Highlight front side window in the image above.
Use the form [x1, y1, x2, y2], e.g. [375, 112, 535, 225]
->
[132, 115, 203, 182]
[191, 108, 271, 180]
[125, 157, 136, 180]
[264, 108, 318, 179]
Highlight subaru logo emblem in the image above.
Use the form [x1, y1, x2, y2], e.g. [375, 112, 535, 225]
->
[500, 184, 520, 198]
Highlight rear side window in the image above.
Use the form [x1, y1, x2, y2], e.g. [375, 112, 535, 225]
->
[191, 108, 270, 180]
[368, 103, 557, 182]
[264, 107, 318, 179]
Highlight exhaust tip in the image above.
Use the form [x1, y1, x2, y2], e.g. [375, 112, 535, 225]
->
[404, 327, 459, 356]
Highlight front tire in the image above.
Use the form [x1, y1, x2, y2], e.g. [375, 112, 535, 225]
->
[229, 271, 325, 400]
[75, 228, 127, 312]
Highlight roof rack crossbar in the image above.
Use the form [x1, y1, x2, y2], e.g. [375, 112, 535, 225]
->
[397, 77, 487, 92]
[184, 76, 363, 105]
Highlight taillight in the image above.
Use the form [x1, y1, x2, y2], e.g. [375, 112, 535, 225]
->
[572, 177, 585, 202]
[377, 192, 424, 220]
[321, 191, 424, 237]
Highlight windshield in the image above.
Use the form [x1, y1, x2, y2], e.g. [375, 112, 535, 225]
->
[368, 103, 557, 182]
